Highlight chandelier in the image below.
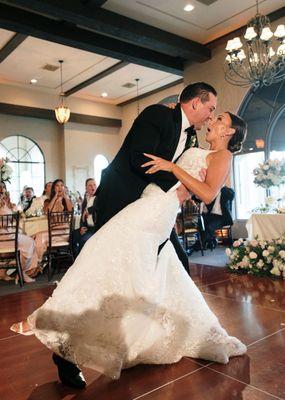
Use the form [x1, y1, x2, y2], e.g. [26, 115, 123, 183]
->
[224, 0, 285, 88]
[55, 60, 71, 124]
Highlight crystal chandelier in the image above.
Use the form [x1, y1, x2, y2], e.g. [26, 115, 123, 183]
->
[55, 60, 71, 124]
[224, 0, 285, 88]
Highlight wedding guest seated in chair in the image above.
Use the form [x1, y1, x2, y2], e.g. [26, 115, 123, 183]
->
[0, 182, 38, 282]
[72, 178, 97, 258]
[21, 187, 36, 212]
[41, 181, 52, 202]
[200, 186, 235, 249]
[34, 179, 73, 266]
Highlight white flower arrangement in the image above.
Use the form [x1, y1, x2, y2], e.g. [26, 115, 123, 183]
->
[0, 158, 13, 184]
[226, 236, 285, 279]
[25, 197, 44, 218]
[253, 159, 285, 189]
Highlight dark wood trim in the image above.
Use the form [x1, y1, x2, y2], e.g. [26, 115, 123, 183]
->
[118, 78, 184, 107]
[0, 32, 27, 63]
[65, 61, 129, 97]
[207, 6, 285, 49]
[83, 0, 108, 6]
[0, 0, 210, 62]
[0, 102, 122, 127]
[0, 3, 184, 75]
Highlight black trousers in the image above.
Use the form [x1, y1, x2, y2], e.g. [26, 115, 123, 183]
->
[201, 213, 224, 245]
[158, 228, 190, 275]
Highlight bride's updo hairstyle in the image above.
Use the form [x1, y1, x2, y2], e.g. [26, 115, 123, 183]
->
[227, 112, 247, 154]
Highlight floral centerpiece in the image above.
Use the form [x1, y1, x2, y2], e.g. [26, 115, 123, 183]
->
[226, 237, 285, 279]
[253, 159, 285, 189]
[24, 197, 44, 217]
[0, 158, 13, 184]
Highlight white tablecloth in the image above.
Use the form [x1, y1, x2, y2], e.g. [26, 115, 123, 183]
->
[246, 213, 285, 240]
[20, 215, 81, 236]
[20, 215, 48, 236]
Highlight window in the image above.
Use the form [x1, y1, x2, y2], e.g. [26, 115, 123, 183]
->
[94, 154, 109, 185]
[234, 81, 285, 219]
[0, 136, 45, 203]
[234, 152, 266, 219]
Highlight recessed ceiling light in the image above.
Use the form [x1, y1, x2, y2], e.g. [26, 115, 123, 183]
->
[184, 4, 194, 12]
[30, 78, 38, 84]
[101, 92, 108, 97]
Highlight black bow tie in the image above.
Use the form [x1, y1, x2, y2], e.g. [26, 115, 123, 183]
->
[184, 126, 198, 148]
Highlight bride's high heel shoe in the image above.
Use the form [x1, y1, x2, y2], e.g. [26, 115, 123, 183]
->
[10, 321, 34, 336]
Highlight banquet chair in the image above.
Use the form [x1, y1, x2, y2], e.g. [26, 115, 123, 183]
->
[0, 212, 24, 287]
[47, 210, 74, 281]
[215, 225, 233, 246]
[181, 200, 204, 256]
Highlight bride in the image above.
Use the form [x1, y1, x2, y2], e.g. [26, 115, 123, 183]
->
[11, 111, 247, 384]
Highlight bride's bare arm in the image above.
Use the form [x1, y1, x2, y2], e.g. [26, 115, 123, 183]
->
[142, 150, 232, 204]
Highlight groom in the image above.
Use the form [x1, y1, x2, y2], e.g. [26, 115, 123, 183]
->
[94, 81, 217, 269]
[53, 81, 217, 388]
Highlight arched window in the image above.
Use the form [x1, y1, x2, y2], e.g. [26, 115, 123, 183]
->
[235, 81, 285, 219]
[94, 154, 109, 185]
[0, 135, 45, 203]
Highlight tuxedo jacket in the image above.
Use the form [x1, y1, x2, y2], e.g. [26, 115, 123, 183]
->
[80, 196, 97, 230]
[95, 103, 194, 229]
[206, 187, 235, 226]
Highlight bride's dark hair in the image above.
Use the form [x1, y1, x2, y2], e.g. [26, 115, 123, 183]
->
[227, 112, 247, 154]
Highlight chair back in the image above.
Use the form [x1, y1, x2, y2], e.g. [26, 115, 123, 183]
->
[47, 210, 74, 247]
[0, 212, 20, 254]
[181, 200, 201, 230]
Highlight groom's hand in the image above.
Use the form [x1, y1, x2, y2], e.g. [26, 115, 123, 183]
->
[176, 184, 190, 205]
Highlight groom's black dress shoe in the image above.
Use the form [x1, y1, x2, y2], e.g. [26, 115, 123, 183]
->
[52, 353, 86, 389]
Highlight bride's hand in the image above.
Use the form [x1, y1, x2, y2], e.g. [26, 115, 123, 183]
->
[141, 153, 175, 174]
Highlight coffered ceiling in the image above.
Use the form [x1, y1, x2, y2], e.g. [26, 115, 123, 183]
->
[0, 0, 284, 106]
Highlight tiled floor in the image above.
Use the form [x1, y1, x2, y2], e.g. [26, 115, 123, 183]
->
[1, 264, 285, 399]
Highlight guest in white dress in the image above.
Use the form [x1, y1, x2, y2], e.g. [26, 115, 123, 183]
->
[12, 112, 247, 384]
[0, 183, 38, 283]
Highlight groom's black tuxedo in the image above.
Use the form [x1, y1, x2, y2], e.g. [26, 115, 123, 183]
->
[95, 103, 196, 230]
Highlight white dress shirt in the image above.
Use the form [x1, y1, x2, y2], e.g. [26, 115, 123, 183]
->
[86, 195, 95, 227]
[172, 107, 190, 162]
[169, 108, 191, 191]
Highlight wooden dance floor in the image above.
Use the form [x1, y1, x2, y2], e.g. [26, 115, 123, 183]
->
[1, 264, 285, 400]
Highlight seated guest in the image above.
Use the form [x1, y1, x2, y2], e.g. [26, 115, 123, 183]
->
[73, 178, 97, 257]
[0, 183, 38, 282]
[200, 186, 235, 249]
[41, 181, 52, 202]
[34, 179, 73, 264]
[21, 187, 36, 212]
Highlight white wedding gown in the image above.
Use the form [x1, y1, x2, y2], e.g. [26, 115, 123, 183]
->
[28, 148, 246, 379]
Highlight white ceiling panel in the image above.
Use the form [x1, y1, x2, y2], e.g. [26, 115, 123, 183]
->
[103, 0, 285, 43]
[0, 28, 15, 48]
[0, 36, 119, 90]
[74, 63, 181, 104]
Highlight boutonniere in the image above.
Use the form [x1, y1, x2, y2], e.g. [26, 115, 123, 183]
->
[189, 135, 197, 148]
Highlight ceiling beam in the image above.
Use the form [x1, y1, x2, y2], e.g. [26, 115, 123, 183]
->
[65, 60, 129, 97]
[0, 32, 27, 63]
[207, 6, 285, 49]
[0, 3, 184, 75]
[118, 78, 184, 107]
[80, 0, 108, 6]
[0, 102, 122, 127]
[0, 0, 210, 62]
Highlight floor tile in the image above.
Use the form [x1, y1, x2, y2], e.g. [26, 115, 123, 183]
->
[135, 365, 279, 400]
[201, 273, 285, 312]
[210, 329, 285, 399]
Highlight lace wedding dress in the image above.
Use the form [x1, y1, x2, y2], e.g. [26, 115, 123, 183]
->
[28, 148, 246, 379]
